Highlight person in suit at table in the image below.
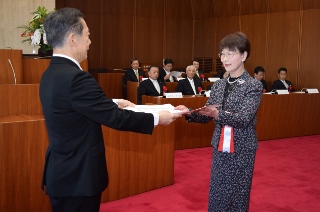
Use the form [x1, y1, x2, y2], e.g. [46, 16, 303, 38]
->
[175, 65, 203, 95]
[271, 67, 295, 91]
[39, 8, 180, 212]
[125, 58, 146, 83]
[254, 66, 268, 92]
[137, 66, 166, 104]
[159, 58, 179, 82]
[192, 59, 204, 81]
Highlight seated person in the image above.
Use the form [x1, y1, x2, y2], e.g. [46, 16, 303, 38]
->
[159, 58, 178, 82]
[125, 58, 146, 83]
[192, 59, 204, 81]
[271, 67, 295, 91]
[175, 65, 203, 95]
[254, 66, 268, 91]
[137, 66, 166, 104]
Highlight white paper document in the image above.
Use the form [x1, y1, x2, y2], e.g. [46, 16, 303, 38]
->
[170, 71, 183, 78]
[123, 104, 184, 114]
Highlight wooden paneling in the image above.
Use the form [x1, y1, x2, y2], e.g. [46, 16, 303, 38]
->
[266, 11, 300, 89]
[241, 0, 268, 15]
[0, 119, 51, 212]
[22, 58, 88, 84]
[191, 0, 214, 19]
[95, 72, 124, 99]
[256, 93, 320, 140]
[56, 0, 320, 90]
[165, 18, 193, 68]
[142, 95, 213, 150]
[241, 14, 268, 76]
[0, 84, 42, 117]
[101, 125, 175, 201]
[268, 0, 301, 13]
[299, 9, 320, 89]
[194, 19, 215, 58]
[135, 16, 164, 66]
[0, 49, 23, 84]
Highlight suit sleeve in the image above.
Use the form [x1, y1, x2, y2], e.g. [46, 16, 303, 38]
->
[71, 71, 154, 134]
[137, 82, 147, 104]
[175, 80, 184, 92]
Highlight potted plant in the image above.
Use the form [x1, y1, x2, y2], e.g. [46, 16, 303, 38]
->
[18, 6, 54, 57]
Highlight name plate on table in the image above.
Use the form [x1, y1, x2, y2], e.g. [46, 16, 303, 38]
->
[164, 92, 183, 98]
[276, 90, 289, 94]
[208, 77, 220, 82]
[306, 88, 319, 93]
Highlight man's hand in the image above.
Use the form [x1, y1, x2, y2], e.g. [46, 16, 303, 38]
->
[158, 110, 181, 126]
[174, 105, 191, 115]
[118, 99, 135, 109]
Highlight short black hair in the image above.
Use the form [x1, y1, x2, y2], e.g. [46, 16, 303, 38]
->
[254, 66, 265, 74]
[148, 65, 158, 72]
[44, 7, 84, 49]
[219, 32, 251, 60]
[164, 58, 174, 65]
[278, 67, 287, 74]
[131, 58, 139, 64]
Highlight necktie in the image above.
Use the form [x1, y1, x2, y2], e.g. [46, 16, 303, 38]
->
[153, 80, 160, 94]
[282, 80, 288, 89]
[135, 70, 139, 81]
[196, 71, 199, 77]
[190, 79, 196, 94]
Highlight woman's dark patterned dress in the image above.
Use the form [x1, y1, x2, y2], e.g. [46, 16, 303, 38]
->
[188, 71, 262, 211]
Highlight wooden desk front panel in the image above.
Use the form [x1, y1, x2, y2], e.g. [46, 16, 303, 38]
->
[0, 84, 42, 117]
[127, 81, 139, 104]
[143, 95, 213, 150]
[101, 125, 175, 202]
[22, 58, 88, 84]
[0, 119, 51, 212]
[0, 49, 23, 84]
[96, 72, 124, 99]
[256, 93, 320, 140]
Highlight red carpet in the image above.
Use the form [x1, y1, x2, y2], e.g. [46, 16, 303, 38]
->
[100, 135, 320, 212]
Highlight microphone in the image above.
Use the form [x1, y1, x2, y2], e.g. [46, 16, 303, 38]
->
[270, 89, 277, 94]
[8, 59, 17, 84]
[300, 88, 307, 93]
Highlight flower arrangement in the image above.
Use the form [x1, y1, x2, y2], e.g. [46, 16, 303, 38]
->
[18, 6, 53, 51]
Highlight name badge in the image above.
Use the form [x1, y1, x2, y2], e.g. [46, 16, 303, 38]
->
[306, 88, 319, 93]
[276, 90, 289, 94]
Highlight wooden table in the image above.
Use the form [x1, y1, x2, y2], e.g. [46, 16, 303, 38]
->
[142, 95, 214, 149]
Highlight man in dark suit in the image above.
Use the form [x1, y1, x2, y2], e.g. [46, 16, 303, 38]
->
[137, 66, 166, 104]
[159, 58, 179, 82]
[254, 66, 268, 92]
[125, 58, 146, 83]
[40, 8, 180, 212]
[271, 67, 295, 91]
[176, 65, 203, 95]
[192, 59, 204, 81]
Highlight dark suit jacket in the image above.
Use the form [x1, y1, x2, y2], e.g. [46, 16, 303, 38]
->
[137, 79, 166, 104]
[261, 79, 267, 91]
[159, 68, 178, 82]
[271, 79, 295, 91]
[194, 69, 204, 81]
[39, 57, 154, 197]
[175, 78, 203, 95]
[125, 68, 146, 83]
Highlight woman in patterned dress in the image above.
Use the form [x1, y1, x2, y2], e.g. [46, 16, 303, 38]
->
[175, 32, 263, 211]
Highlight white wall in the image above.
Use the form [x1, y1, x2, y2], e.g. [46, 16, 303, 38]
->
[0, 0, 55, 54]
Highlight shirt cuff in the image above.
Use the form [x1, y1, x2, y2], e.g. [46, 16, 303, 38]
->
[112, 99, 119, 105]
[152, 113, 159, 126]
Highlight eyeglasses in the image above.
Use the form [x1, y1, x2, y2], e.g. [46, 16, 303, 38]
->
[218, 52, 237, 60]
